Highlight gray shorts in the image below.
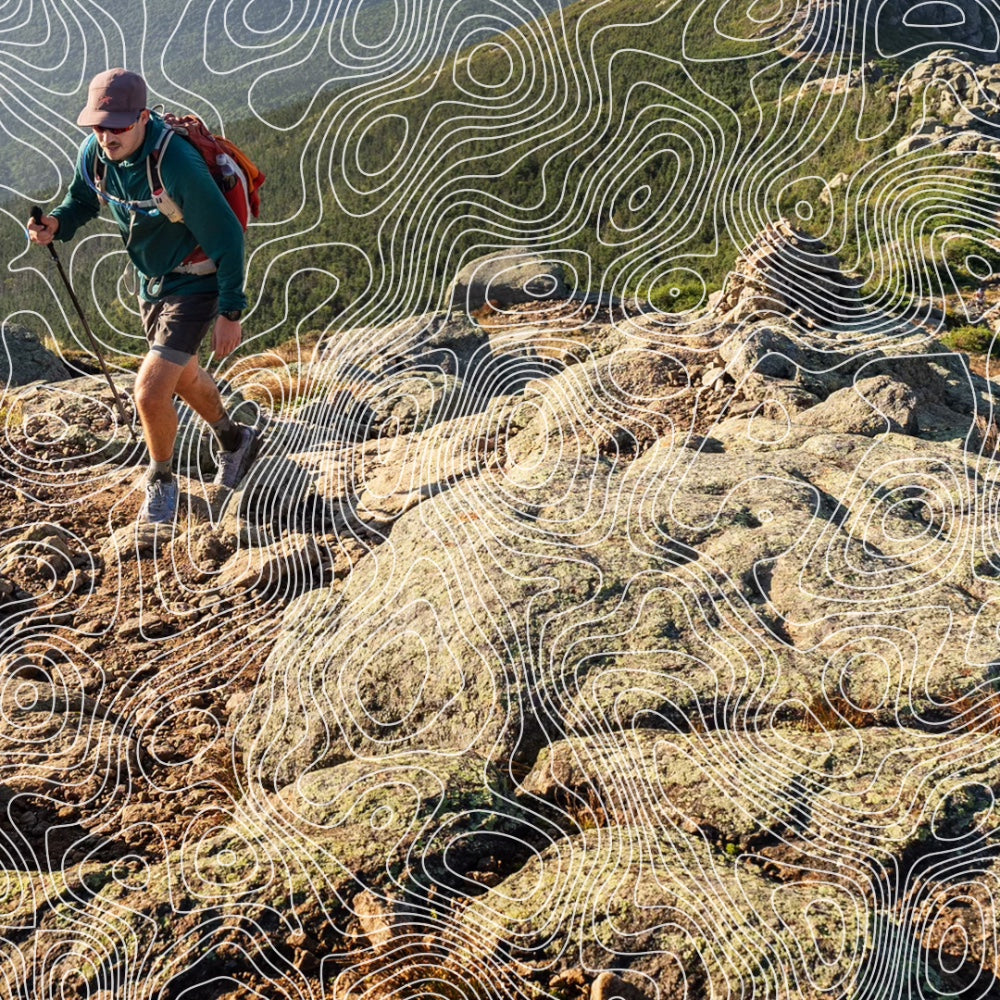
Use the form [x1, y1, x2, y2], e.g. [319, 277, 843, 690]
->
[140, 292, 218, 366]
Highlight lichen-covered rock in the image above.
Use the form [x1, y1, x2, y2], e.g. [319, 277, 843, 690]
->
[718, 322, 852, 388]
[504, 346, 690, 467]
[903, 50, 1000, 114]
[349, 394, 520, 530]
[100, 519, 170, 562]
[715, 220, 865, 328]
[0, 323, 69, 387]
[522, 728, 1000, 877]
[10, 373, 138, 447]
[0, 751, 525, 1000]
[235, 387, 1000, 789]
[321, 311, 489, 380]
[447, 248, 569, 312]
[169, 521, 237, 573]
[359, 371, 465, 436]
[216, 533, 324, 592]
[440, 825, 872, 999]
[798, 374, 919, 435]
[905, 851, 1000, 990]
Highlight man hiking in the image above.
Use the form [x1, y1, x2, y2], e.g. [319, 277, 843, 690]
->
[27, 68, 259, 524]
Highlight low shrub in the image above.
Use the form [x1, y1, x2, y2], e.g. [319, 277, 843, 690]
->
[942, 325, 999, 356]
[648, 280, 716, 313]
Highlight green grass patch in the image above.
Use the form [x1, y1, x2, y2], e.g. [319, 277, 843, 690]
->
[942, 325, 998, 356]
[648, 280, 719, 313]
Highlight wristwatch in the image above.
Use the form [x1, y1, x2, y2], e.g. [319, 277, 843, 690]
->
[221, 309, 242, 322]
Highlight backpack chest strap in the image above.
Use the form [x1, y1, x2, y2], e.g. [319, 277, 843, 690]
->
[89, 129, 185, 220]
[90, 140, 158, 214]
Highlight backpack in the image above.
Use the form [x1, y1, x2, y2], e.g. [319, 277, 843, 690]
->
[92, 111, 265, 268]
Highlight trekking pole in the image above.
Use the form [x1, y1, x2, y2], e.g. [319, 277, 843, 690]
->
[30, 206, 138, 442]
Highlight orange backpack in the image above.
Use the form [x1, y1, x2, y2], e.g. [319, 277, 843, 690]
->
[149, 112, 265, 229]
[92, 111, 264, 232]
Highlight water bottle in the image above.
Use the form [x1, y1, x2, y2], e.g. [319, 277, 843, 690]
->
[217, 154, 237, 191]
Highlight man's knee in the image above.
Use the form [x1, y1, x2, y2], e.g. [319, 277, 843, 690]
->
[135, 353, 186, 411]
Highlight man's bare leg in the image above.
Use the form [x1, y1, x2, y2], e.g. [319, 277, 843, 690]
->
[134, 352, 188, 463]
[174, 358, 227, 426]
[175, 358, 245, 455]
[135, 351, 255, 502]
[135, 353, 235, 456]
[133, 352, 198, 523]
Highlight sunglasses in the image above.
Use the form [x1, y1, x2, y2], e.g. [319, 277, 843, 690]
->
[93, 115, 141, 136]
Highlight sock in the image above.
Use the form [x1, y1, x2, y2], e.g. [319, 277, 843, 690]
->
[211, 415, 242, 452]
[146, 458, 173, 484]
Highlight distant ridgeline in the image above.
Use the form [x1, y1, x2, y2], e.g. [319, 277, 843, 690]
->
[0, 0, 570, 194]
[1, 0, 999, 354]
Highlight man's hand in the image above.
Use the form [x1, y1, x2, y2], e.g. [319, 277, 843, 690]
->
[212, 315, 242, 359]
[27, 214, 58, 246]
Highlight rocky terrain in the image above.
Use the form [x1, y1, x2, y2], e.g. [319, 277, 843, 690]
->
[2, 212, 1000, 1000]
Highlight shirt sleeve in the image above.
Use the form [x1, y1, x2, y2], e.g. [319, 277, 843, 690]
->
[157, 133, 247, 312]
[50, 137, 102, 242]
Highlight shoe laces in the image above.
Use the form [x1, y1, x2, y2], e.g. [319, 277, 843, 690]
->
[145, 478, 176, 513]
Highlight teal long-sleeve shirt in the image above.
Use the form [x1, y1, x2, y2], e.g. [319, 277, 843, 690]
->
[51, 115, 247, 313]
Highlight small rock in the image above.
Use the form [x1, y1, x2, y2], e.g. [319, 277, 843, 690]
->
[61, 570, 90, 595]
[0, 654, 36, 675]
[77, 618, 110, 634]
[590, 972, 651, 1000]
[896, 134, 932, 156]
[118, 617, 144, 640]
[285, 926, 320, 971]
[14, 610, 75, 635]
[101, 523, 170, 563]
[350, 889, 398, 950]
[701, 366, 727, 388]
[798, 374, 919, 436]
[173, 523, 235, 570]
[293, 948, 318, 973]
[117, 614, 176, 641]
[217, 534, 322, 593]
[551, 968, 588, 991]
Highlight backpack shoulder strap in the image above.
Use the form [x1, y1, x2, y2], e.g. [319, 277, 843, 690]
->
[82, 134, 159, 215]
[145, 127, 174, 198]
[90, 136, 107, 201]
[145, 127, 184, 223]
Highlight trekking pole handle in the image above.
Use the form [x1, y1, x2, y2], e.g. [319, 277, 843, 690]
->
[29, 206, 59, 260]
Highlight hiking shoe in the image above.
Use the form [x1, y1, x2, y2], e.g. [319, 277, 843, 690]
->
[213, 424, 261, 488]
[139, 478, 178, 524]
